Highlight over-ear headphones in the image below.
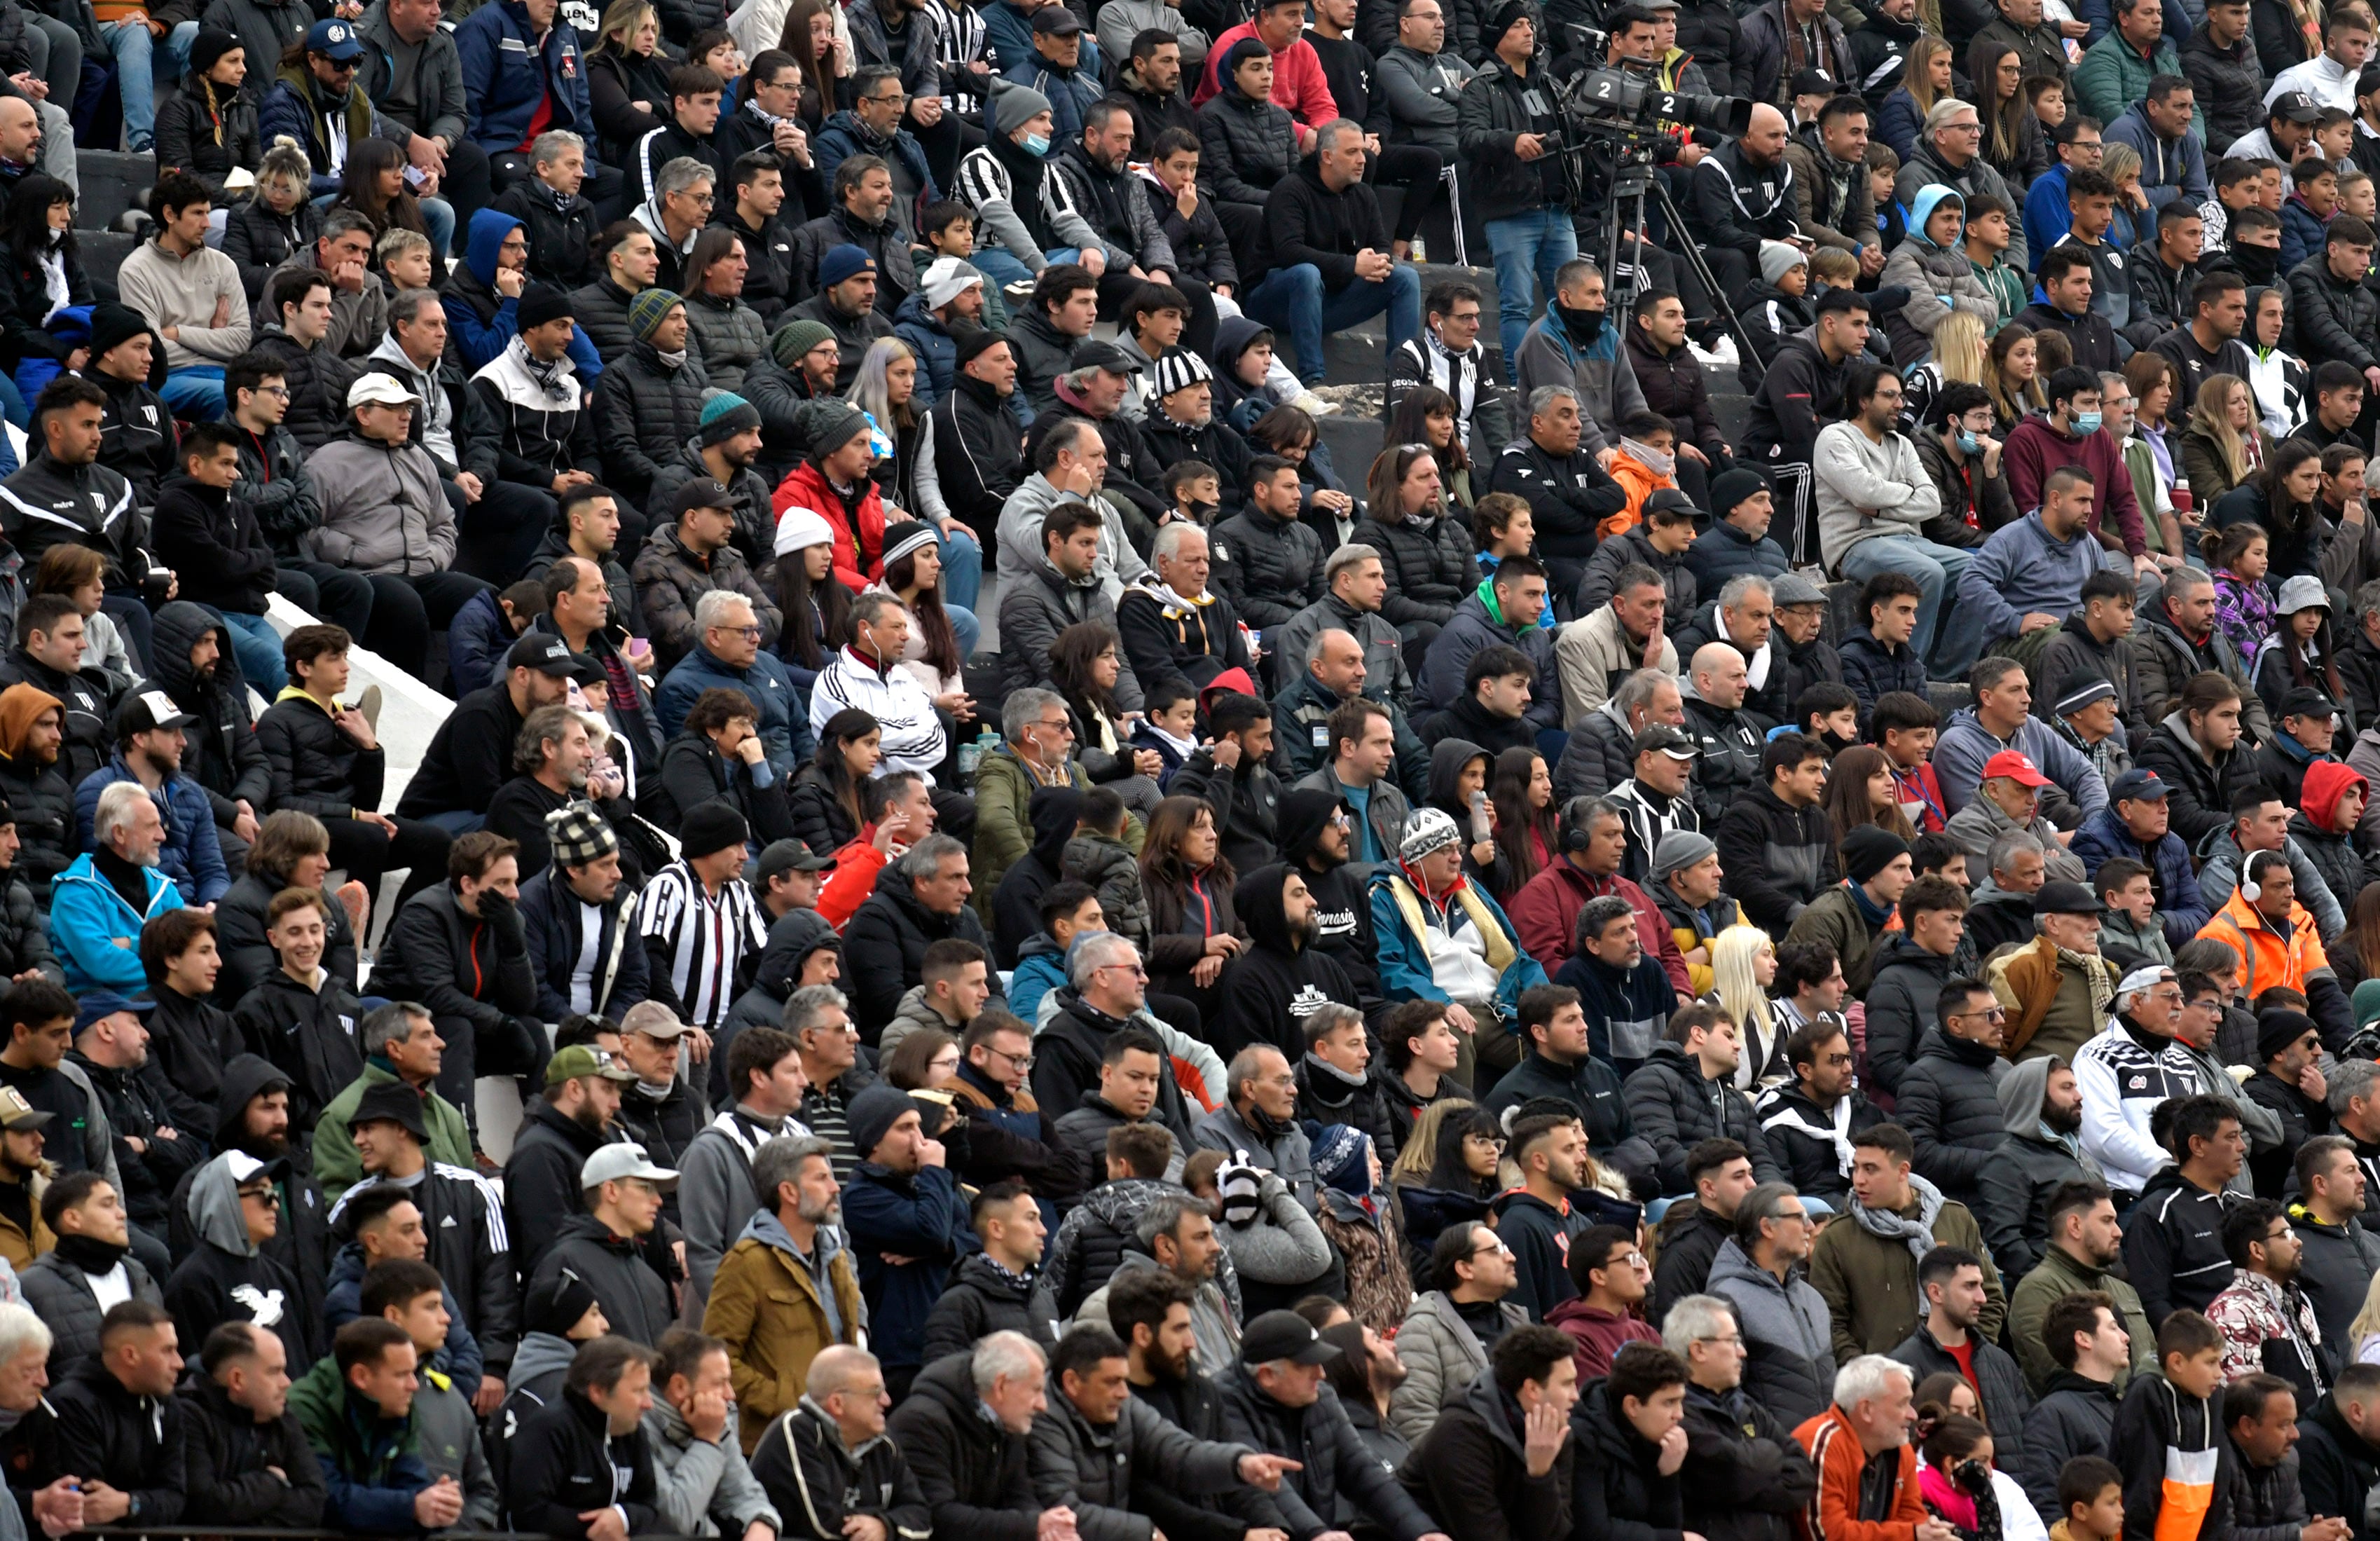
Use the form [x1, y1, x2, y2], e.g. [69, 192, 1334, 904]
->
[2241, 850, 2281, 905]
[1559, 795, 1598, 853]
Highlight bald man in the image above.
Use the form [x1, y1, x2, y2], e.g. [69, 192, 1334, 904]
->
[1679, 641, 1768, 822]
[1691, 103, 1805, 297]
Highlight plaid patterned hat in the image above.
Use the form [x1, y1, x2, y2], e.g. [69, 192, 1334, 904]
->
[628, 287, 685, 341]
[546, 801, 618, 870]
[1153, 349, 1213, 397]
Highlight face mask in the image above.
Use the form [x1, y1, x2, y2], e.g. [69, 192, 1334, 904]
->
[1953, 430, 1983, 454]
[1022, 132, 1050, 155]
[1563, 304, 1607, 343]
[1185, 498, 1219, 521]
[2234, 243, 2278, 283]
[1621, 435, 1674, 476]
[2073, 411, 2103, 434]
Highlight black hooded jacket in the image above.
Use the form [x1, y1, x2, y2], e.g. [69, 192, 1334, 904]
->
[1277, 788, 1385, 1017]
[150, 601, 269, 833]
[919, 1251, 1055, 1364]
[990, 786, 1083, 969]
[163, 1055, 330, 1341]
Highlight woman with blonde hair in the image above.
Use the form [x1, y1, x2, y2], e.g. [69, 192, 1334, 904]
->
[2099, 141, 2150, 249]
[2348, 1259, 2380, 1361]
[1878, 36, 1954, 160]
[848, 335, 984, 623]
[1901, 310, 1986, 429]
[221, 140, 319, 299]
[1705, 926, 1787, 1091]
[587, 0, 675, 163]
[2181, 374, 2274, 505]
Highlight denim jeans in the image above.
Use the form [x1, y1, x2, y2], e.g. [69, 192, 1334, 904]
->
[937, 523, 981, 615]
[1837, 533, 1980, 678]
[161, 367, 225, 417]
[1241, 262, 1422, 385]
[968, 246, 1036, 292]
[95, 20, 154, 151]
[165, 18, 195, 76]
[1484, 207, 1577, 365]
[211, 608, 287, 693]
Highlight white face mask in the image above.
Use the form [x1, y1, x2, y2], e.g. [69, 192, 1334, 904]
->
[1622, 436, 1675, 477]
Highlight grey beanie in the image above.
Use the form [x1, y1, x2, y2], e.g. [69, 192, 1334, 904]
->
[1652, 829, 1717, 882]
[995, 83, 1052, 137]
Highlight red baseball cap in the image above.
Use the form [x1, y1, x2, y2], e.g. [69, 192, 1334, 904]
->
[1981, 750, 2052, 788]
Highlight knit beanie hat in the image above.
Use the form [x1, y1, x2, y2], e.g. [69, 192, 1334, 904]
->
[1481, 0, 1534, 53]
[846, 1083, 921, 1160]
[190, 27, 243, 79]
[628, 287, 684, 342]
[881, 521, 938, 573]
[955, 326, 1006, 366]
[88, 302, 151, 360]
[1311, 1125, 1373, 1196]
[1651, 828, 1717, 884]
[771, 317, 834, 367]
[799, 398, 871, 460]
[523, 1271, 602, 1338]
[545, 801, 619, 870]
[774, 505, 837, 559]
[1709, 467, 1770, 522]
[699, 391, 763, 446]
[1399, 807, 1459, 864]
[818, 245, 876, 290]
[919, 256, 982, 310]
[2257, 1008, 2321, 1062]
[517, 284, 573, 331]
[993, 81, 1052, 137]
[1759, 240, 1808, 287]
[679, 800, 748, 860]
[1842, 825, 1911, 885]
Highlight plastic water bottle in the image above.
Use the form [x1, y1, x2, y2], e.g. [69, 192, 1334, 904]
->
[957, 729, 998, 779]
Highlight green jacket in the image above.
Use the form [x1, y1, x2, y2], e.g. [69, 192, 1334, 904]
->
[1806, 1183, 2007, 1364]
[2006, 1240, 2158, 1395]
[1970, 253, 2029, 332]
[970, 744, 1143, 920]
[310, 1062, 474, 1202]
[287, 1354, 433, 1533]
[1783, 883, 1887, 996]
[2072, 34, 2206, 142]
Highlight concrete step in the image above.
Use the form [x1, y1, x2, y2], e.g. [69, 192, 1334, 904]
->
[80, 228, 135, 289]
[71, 149, 154, 236]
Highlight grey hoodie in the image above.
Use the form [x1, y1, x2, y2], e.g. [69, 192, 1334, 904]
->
[187, 1151, 261, 1257]
[741, 1209, 857, 1344]
[644, 1394, 783, 1537]
[507, 1331, 579, 1397]
[1978, 1057, 2102, 1278]
[1075, 1248, 1242, 1374]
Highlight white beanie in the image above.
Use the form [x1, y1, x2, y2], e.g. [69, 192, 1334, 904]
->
[775, 506, 837, 559]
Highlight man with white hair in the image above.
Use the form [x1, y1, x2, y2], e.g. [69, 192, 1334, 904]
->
[1035, 931, 1204, 1138]
[886, 1329, 1078, 1541]
[1796, 1355, 1953, 1541]
[48, 780, 185, 993]
[1663, 1293, 1822, 1541]
[658, 589, 806, 776]
[1117, 523, 1254, 699]
[0, 1303, 84, 1540]
[746, 1344, 930, 1540]
[2073, 962, 2202, 1196]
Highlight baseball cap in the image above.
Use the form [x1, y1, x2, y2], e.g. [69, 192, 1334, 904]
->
[582, 1142, 680, 1192]
[1790, 67, 1836, 95]
[346, 372, 421, 409]
[1071, 339, 1135, 374]
[756, 838, 837, 887]
[670, 478, 736, 518]
[1980, 750, 2052, 788]
[71, 989, 153, 1035]
[508, 633, 577, 678]
[546, 1043, 638, 1088]
[117, 689, 197, 736]
[2282, 687, 2339, 722]
[1238, 1309, 1343, 1366]
[0, 1089, 45, 1133]
[2110, 767, 2169, 802]
[619, 1001, 695, 1041]
[2272, 89, 2322, 122]
[1632, 724, 1695, 761]
[305, 17, 364, 58]
[1032, 6, 1083, 32]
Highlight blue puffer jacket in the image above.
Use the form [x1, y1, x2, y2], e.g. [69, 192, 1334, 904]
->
[454, 0, 595, 154]
[1681, 516, 1789, 592]
[1368, 866, 1548, 1036]
[48, 852, 185, 992]
[1839, 627, 1928, 723]
[1009, 932, 1068, 1022]
[71, 756, 231, 908]
[811, 111, 940, 207]
[447, 588, 516, 699]
[653, 643, 812, 776]
[892, 291, 959, 410]
[2068, 804, 2210, 944]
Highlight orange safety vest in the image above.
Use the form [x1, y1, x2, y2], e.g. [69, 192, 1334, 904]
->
[2195, 886, 2330, 1001]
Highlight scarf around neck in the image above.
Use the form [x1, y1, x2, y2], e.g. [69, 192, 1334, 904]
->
[1850, 1171, 1946, 1273]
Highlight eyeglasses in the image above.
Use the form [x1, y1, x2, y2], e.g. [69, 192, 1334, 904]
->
[713, 624, 763, 641]
[255, 384, 291, 399]
[982, 1044, 1034, 1070]
[1099, 961, 1149, 978]
[867, 90, 908, 106]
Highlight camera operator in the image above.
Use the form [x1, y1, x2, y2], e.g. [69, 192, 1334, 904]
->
[1688, 102, 1808, 297]
[1569, 8, 1701, 327]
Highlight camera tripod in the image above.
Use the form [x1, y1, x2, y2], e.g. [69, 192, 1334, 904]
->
[1593, 152, 1766, 392]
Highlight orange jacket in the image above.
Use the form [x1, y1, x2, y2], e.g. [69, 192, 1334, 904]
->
[1794, 1405, 1925, 1541]
[2193, 886, 2329, 1003]
[1604, 449, 1677, 540]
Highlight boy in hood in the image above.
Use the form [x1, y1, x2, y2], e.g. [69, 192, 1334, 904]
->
[163, 1148, 320, 1369]
[1738, 241, 1815, 381]
[1218, 865, 1357, 1064]
[495, 1273, 610, 1482]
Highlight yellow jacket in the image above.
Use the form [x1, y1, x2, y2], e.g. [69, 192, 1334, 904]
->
[701, 1218, 867, 1454]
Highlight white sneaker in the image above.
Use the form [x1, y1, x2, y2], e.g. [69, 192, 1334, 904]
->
[356, 685, 383, 732]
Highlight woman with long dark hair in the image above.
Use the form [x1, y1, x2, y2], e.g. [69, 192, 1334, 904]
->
[772, 507, 854, 687]
[787, 706, 880, 854]
[777, 0, 844, 121]
[1823, 744, 1919, 863]
[2212, 434, 2324, 583]
[874, 523, 968, 705]
[2339, 882, 2380, 991]
[1392, 1102, 1500, 1268]
[1047, 622, 1164, 806]
[1486, 746, 1555, 900]
[1965, 39, 2045, 189]
[0, 175, 87, 393]
[1139, 794, 1246, 1020]
[1252, 404, 1358, 545]
[1387, 386, 1473, 512]
[335, 137, 429, 245]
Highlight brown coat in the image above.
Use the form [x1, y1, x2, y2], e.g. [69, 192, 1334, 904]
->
[1988, 934, 2121, 1066]
[699, 1221, 866, 1453]
[0, 1165, 53, 1272]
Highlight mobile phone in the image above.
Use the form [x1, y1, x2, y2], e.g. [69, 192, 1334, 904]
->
[403, 164, 427, 189]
